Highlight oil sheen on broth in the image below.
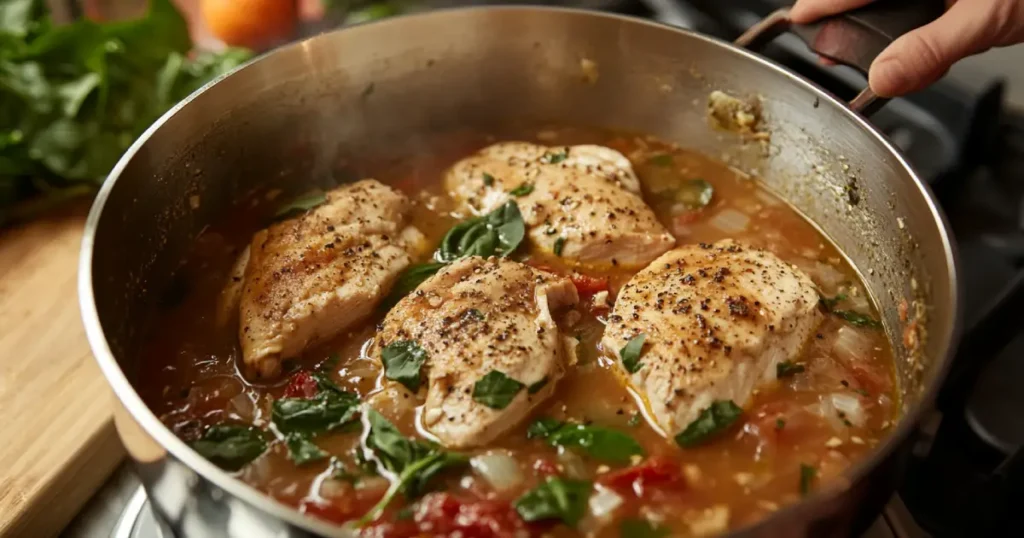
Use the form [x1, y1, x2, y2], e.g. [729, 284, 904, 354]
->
[137, 128, 897, 537]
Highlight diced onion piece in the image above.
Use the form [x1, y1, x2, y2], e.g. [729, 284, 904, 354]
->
[793, 259, 846, 291]
[709, 208, 750, 234]
[834, 326, 872, 362]
[807, 398, 845, 432]
[228, 393, 255, 422]
[589, 485, 624, 520]
[470, 451, 524, 492]
[830, 392, 866, 427]
[557, 447, 591, 480]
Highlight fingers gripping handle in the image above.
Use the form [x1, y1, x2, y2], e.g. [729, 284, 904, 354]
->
[735, 0, 946, 115]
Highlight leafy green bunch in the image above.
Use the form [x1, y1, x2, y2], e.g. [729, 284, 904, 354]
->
[0, 0, 251, 225]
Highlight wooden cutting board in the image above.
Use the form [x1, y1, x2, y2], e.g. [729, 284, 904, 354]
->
[0, 203, 126, 538]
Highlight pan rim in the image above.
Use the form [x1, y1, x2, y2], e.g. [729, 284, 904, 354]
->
[78, 5, 961, 536]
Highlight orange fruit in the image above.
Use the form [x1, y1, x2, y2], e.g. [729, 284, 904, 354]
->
[200, 0, 298, 49]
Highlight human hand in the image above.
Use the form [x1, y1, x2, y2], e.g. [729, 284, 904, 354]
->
[790, 0, 1024, 96]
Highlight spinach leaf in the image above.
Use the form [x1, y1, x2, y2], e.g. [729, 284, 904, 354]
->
[0, 0, 252, 225]
[509, 182, 534, 196]
[527, 376, 549, 395]
[527, 417, 563, 439]
[381, 340, 428, 393]
[675, 179, 714, 209]
[528, 418, 644, 464]
[819, 293, 881, 329]
[800, 463, 817, 496]
[620, 518, 670, 538]
[646, 154, 673, 167]
[284, 432, 328, 465]
[514, 477, 591, 527]
[381, 262, 446, 310]
[436, 201, 525, 262]
[274, 190, 327, 220]
[190, 424, 266, 471]
[674, 400, 742, 448]
[473, 370, 525, 410]
[540, 149, 568, 164]
[832, 310, 883, 329]
[619, 334, 647, 374]
[272, 388, 360, 435]
[776, 360, 806, 378]
[358, 410, 467, 525]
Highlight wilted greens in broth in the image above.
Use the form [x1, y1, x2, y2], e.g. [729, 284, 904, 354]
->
[138, 127, 896, 537]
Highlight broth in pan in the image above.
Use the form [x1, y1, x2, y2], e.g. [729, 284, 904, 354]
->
[138, 128, 896, 537]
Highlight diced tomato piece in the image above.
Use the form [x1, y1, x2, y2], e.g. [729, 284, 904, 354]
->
[284, 371, 318, 398]
[849, 363, 892, 395]
[359, 519, 420, 538]
[532, 456, 560, 477]
[418, 493, 528, 538]
[569, 273, 609, 297]
[597, 456, 684, 497]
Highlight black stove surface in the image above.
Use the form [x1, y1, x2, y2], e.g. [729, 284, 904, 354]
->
[632, 1, 1024, 536]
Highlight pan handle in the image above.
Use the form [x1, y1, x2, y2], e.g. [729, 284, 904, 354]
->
[734, 0, 946, 115]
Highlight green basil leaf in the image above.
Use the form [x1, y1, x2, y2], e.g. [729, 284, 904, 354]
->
[358, 410, 468, 525]
[274, 190, 327, 219]
[473, 370, 525, 410]
[547, 423, 644, 464]
[540, 149, 568, 164]
[832, 310, 883, 329]
[619, 334, 647, 374]
[528, 418, 644, 464]
[514, 477, 592, 527]
[819, 293, 848, 310]
[646, 154, 673, 167]
[776, 360, 806, 378]
[620, 518, 670, 538]
[190, 425, 266, 471]
[284, 432, 328, 465]
[527, 417, 563, 439]
[553, 237, 566, 257]
[674, 400, 743, 448]
[272, 389, 359, 435]
[381, 340, 428, 393]
[436, 201, 525, 262]
[509, 182, 534, 196]
[527, 376, 549, 394]
[381, 262, 446, 310]
[482, 172, 495, 186]
[676, 178, 714, 209]
[800, 463, 817, 496]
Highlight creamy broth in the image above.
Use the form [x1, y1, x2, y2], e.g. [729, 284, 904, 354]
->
[138, 128, 896, 537]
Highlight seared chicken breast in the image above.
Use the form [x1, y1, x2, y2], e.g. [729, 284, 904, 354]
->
[444, 142, 674, 268]
[239, 180, 426, 379]
[372, 256, 579, 448]
[601, 241, 823, 436]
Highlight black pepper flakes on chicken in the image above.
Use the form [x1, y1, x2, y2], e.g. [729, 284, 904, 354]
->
[444, 142, 675, 267]
[601, 240, 823, 436]
[371, 256, 579, 448]
[237, 180, 427, 379]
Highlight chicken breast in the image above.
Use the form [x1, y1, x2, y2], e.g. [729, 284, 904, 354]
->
[444, 142, 674, 268]
[372, 256, 579, 448]
[601, 241, 823, 436]
[239, 179, 426, 379]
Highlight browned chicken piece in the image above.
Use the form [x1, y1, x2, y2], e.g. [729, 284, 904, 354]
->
[601, 241, 823, 436]
[372, 256, 579, 448]
[444, 142, 674, 268]
[239, 179, 426, 379]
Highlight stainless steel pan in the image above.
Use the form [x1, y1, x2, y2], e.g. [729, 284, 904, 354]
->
[80, 3, 962, 536]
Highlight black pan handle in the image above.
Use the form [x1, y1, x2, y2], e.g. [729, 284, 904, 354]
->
[734, 0, 946, 115]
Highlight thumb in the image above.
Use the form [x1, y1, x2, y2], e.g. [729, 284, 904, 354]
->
[868, 0, 1011, 96]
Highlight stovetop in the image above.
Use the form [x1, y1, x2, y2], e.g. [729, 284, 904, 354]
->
[66, 2, 1024, 538]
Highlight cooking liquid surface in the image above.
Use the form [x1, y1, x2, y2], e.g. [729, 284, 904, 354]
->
[138, 128, 897, 537]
